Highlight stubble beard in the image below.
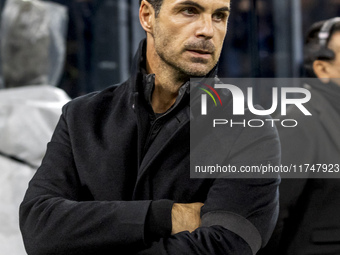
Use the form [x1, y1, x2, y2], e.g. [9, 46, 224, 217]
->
[153, 25, 217, 79]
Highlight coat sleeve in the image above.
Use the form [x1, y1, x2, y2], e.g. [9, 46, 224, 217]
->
[19, 103, 172, 255]
[137, 116, 281, 255]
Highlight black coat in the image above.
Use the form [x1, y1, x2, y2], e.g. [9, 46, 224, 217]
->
[20, 40, 280, 255]
[259, 83, 340, 255]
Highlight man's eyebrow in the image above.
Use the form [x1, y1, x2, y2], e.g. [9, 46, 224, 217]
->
[215, 7, 231, 13]
[177, 1, 205, 11]
[176, 1, 230, 13]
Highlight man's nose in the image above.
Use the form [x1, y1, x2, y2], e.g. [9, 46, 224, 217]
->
[195, 14, 214, 39]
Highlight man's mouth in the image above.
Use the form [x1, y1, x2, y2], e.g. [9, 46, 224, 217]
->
[186, 49, 213, 59]
[187, 49, 213, 54]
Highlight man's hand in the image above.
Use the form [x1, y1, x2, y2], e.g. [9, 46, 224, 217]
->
[171, 202, 204, 235]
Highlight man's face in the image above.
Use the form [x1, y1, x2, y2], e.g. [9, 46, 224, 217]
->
[151, 0, 230, 77]
[326, 31, 340, 85]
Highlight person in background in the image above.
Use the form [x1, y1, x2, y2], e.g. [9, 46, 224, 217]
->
[0, 1, 70, 254]
[259, 17, 340, 255]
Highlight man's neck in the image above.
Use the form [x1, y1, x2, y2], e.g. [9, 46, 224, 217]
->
[146, 41, 188, 114]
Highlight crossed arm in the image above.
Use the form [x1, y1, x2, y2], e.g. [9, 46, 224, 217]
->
[20, 177, 258, 255]
[20, 152, 277, 255]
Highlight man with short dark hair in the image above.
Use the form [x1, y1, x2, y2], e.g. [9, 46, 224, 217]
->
[259, 17, 340, 255]
[20, 1, 280, 254]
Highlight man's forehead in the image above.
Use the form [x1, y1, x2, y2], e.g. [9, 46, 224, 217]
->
[329, 31, 340, 52]
[163, 0, 231, 8]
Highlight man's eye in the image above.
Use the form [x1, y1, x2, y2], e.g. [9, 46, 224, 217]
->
[213, 12, 227, 21]
[182, 7, 197, 15]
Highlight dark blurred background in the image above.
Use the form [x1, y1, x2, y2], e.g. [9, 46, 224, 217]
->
[1, 0, 339, 101]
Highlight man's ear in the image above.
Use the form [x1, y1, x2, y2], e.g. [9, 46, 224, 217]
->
[313, 60, 331, 83]
[139, 0, 154, 34]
